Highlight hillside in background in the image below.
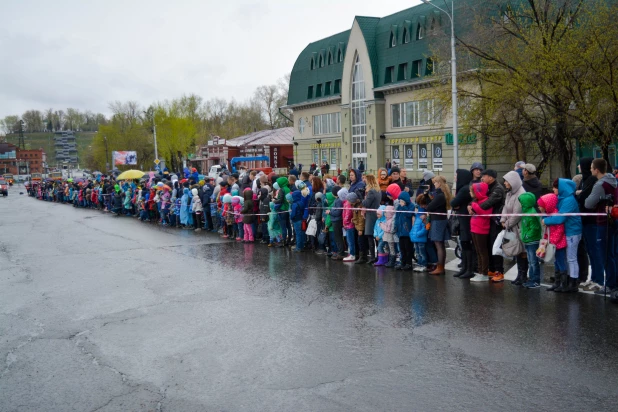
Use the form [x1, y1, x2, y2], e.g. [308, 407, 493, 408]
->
[2, 132, 96, 167]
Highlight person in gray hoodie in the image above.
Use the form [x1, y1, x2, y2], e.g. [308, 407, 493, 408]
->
[584, 158, 618, 294]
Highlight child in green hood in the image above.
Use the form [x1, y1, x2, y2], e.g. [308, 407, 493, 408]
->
[518, 192, 543, 288]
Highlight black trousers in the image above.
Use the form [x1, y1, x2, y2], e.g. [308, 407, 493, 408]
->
[400, 236, 414, 266]
[487, 221, 504, 273]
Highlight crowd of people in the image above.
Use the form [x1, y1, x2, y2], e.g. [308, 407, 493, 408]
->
[28, 158, 618, 299]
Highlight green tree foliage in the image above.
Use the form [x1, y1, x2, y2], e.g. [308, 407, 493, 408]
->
[430, 0, 618, 176]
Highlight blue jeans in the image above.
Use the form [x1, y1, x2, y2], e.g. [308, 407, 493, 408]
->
[377, 240, 387, 254]
[583, 224, 603, 284]
[566, 235, 581, 279]
[598, 225, 617, 288]
[525, 243, 541, 283]
[293, 220, 305, 250]
[261, 221, 269, 242]
[346, 229, 357, 256]
[278, 212, 292, 242]
[414, 242, 427, 266]
[237, 222, 244, 239]
[555, 248, 567, 272]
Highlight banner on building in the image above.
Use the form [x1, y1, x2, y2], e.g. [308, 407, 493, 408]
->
[270, 146, 279, 167]
[404, 145, 414, 168]
[433, 144, 443, 170]
[113, 151, 138, 165]
[391, 145, 400, 166]
[418, 144, 428, 169]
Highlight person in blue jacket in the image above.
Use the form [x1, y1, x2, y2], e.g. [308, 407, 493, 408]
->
[544, 178, 583, 292]
[395, 191, 414, 270]
[290, 190, 306, 252]
[373, 206, 388, 266]
[410, 196, 429, 272]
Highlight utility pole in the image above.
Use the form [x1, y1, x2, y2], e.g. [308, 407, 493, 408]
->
[104, 136, 110, 171]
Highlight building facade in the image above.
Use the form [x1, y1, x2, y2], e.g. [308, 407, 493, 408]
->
[193, 128, 294, 172]
[54, 131, 78, 166]
[285, 1, 500, 180]
[0, 143, 46, 174]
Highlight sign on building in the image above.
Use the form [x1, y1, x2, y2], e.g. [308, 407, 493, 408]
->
[270, 146, 279, 167]
[113, 151, 137, 165]
[404, 145, 414, 168]
[418, 144, 428, 169]
[391, 145, 400, 167]
[433, 144, 443, 171]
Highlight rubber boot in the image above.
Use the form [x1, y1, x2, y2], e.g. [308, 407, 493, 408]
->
[554, 272, 569, 293]
[367, 247, 376, 264]
[565, 276, 579, 293]
[512, 262, 528, 286]
[373, 253, 388, 267]
[384, 254, 397, 268]
[355, 252, 368, 264]
[547, 270, 561, 291]
[459, 250, 476, 279]
[454, 250, 468, 278]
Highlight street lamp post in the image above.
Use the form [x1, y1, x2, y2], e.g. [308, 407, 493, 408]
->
[104, 136, 110, 172]
[421, 0, 458, 172]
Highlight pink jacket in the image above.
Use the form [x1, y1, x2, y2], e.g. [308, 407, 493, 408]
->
[470, 182, 492, 235]
[343, 201, 354, 229]
[538, 194, 567, 249]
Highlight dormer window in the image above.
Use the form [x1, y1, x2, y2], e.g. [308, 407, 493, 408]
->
[319, 55, 324, 68]
[416, 23, 424, 40]
[390, 32, 396, 48]
[328, 52, 333, 65]
[310, 58, 315, 70]
[338, 49, 343, 62]
[403, 28, 410, 44]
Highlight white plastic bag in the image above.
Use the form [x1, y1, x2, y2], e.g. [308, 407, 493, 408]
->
[492, 230, 507, 258]
[306, 217, 317, 237]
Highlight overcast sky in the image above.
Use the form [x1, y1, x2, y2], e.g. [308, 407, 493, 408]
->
[0, 0, 422, 119]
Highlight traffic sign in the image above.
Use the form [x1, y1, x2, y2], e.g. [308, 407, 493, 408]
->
[154, 158, 160, 165]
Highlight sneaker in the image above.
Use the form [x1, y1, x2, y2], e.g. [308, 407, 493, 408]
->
[331, 254, 344, 261]
[491, 273, 505, 283]
[194, 228, 202, 232]
[470, 274, 490, 282]
[579, 280, 591, 289]
[523, 281, 540, 289]
[584, 282, 602, 292]
[343, 255, 356, 262]
[594, 286, 612, 295]
[413, 265, 426, 272]
[488, 271, 497, 278]
[235, 237, 242, 241]
[314, 249, 326, 255]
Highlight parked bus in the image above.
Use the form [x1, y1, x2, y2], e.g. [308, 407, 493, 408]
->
[50, 172, 63, 181]
[30, 173, 42, 182]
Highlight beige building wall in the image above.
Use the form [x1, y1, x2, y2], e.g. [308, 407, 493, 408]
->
[293, 102, 343, 172]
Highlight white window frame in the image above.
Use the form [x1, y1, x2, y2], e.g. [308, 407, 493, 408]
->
[417, 24, 424, 40]
[312, 113, 341, 136]
[391, 99, 440, 128]
[391, 33, 396, 48]
[351, 55, 367, 165]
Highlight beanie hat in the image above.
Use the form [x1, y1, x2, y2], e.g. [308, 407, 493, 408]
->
[315, 192, 323, 201]
[285, 193, 293, 203]
[346, 192, 358, 204]
[337, 187, 349, 201]
[222, 194, 232, 203]
[470, 162, 484, 172]
[390, 166, 401, 174]
[422, 170, 435, 182]
[482, 169, 497, 179]
[191, 188, 198, 196]
[332, 186, 341, 197]
[524, 163, 536, 174]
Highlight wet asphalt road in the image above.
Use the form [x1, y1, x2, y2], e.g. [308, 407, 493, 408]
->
[1, 187, 617, 411]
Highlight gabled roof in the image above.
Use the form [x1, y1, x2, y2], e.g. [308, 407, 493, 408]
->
[286, 30, 350, 106]
[228, 127, 294, 146]
[288, 0, 492, 107]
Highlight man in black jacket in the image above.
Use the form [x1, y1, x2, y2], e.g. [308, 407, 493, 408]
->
[478, 169, 506, 281]
[577, 157, 601, 288]
[522, 164, 543, 199]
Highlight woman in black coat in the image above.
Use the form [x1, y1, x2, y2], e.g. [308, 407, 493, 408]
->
[450, 169, 474, 278]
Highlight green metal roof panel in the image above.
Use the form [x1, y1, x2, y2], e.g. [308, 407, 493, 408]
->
[287, 30, 350, 106]
[354, 16, 381, 87]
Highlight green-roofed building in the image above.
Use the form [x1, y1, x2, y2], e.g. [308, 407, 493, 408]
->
[284, 1, 487, 178]
[284, 0, 543, 180]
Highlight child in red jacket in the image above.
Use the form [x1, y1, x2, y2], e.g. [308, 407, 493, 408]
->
[470, 182, 493, 282]
[538, 193, 567, 285]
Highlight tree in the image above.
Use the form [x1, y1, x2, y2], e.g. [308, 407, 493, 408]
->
[1, 115, 20, 134]
[429, 0, 590, 177]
